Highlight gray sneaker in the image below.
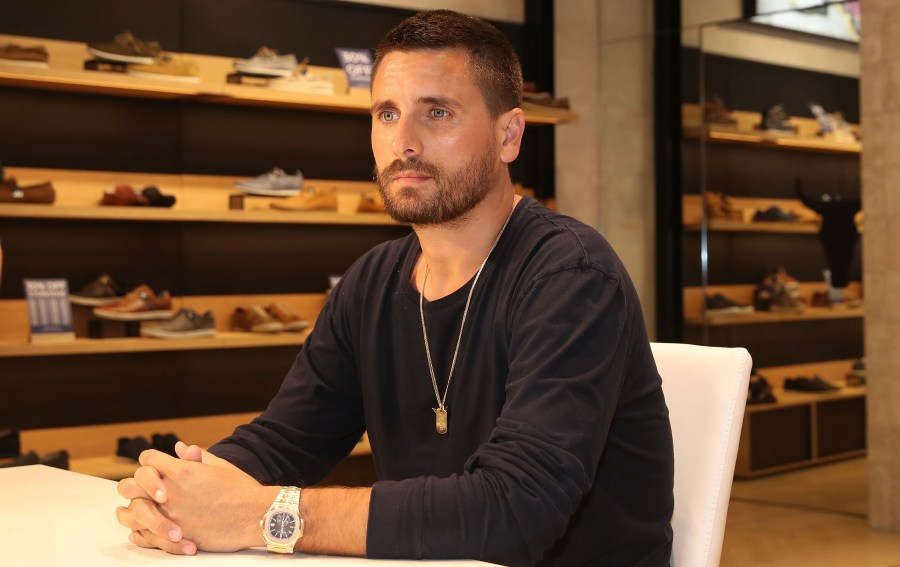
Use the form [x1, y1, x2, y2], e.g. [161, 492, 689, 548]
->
[87, 31, 161, 65]
[233, 47, 298, 77]
[141, 308, 216, 339]
[234, 168, 303, 196]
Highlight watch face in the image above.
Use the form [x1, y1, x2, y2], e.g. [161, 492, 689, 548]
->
[267, 511, 297, 541]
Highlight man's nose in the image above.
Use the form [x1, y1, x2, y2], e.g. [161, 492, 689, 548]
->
[391, 116, 423, 158]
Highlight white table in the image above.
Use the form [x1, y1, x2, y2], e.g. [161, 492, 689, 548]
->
[0, 465, 496, 566]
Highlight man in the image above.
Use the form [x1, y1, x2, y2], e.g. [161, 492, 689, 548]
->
[116, 10, 673, 566]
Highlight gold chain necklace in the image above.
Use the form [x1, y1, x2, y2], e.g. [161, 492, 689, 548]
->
[419, 205, 515, 435]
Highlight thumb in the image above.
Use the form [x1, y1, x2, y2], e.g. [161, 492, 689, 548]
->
[174, 441, 203, 462]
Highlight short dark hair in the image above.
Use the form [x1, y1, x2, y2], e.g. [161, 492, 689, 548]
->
[372, 9, 523, 118]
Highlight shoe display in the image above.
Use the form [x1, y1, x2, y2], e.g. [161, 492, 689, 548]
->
[234, 168, 303, 196]
[846, 358, 866, 386]
[152, 432, 180, 457]
[0, 428, 21, 459]
[87, 31, 161, 65]
[753, 266, 805, 313]
[266, 303, 310, 332]
[268, 66, 336, 94]
[0, 178, 56, 204]
[758, 103, 797, 133]
[99, 185, 149, 206]
[141, 308, 216, 339]
[233, 47, 298, 77]
[747, 373, 776, 405]
[141, 186, 177, 207]
[809, 102, 857, 143]
[752, 206, 800, 222]
[93, 284, 173, 321]
[40, 450, 69, 470]
[0, 43, 49, 68]
[269, 187, 338, 211]
[116, 436, 152, 461]
[784, 375, 840, 393]
[70, 273, 125, 306]
[231, 305, 284, 333]
[705, 191, 744, 222]
[704, 293, 753, 315]
[356, 190, 385, 213]
[127, 54, 200, 83]
[0, 451, 39, 468]
[704, 95, 738, 126]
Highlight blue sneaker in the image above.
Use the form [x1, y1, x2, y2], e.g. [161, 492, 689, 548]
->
[234, 168, 303, 196]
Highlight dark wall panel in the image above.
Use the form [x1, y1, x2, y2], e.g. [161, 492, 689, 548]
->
[682, 46, 860, 123]
[0, 88, 182, 173]
[683, 231, 862, 286]
[0, 348, 296, 429]
[685, 317, 864, 367]
[180, 104, 374, 179]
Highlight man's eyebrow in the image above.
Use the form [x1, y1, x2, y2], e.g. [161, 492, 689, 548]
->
[370, 99, 396, 115]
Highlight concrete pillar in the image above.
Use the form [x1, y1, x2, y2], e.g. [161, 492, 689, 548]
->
[862, 0, 900, 531]
[555, 0, 657, 337]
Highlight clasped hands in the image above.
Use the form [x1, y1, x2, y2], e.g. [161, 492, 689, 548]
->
[115, 441, 280, 555]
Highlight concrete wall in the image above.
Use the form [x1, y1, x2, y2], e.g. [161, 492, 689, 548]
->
[861, 0, 900, 532]
[555, 0, 657, 337]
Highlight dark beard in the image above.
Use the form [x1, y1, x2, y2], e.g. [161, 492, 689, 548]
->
[373, 143, 497, 226]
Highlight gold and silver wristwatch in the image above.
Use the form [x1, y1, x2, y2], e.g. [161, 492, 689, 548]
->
[260, 486, 304, 553]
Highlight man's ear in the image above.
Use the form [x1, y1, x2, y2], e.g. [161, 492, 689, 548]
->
[498, 108, 525, 164]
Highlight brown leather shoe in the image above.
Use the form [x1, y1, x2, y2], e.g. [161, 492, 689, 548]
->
[266, 303, 310, 332]
[356, 190, 385, 213]
[0, 178, 56, 204]
[92, 284, 172, 320]
[269, 188, 337, 212]
[100, 185, 149, 206]
[231, 305, 283, 333]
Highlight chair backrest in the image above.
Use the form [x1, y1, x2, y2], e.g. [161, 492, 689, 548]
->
[650, 342, 752, 567]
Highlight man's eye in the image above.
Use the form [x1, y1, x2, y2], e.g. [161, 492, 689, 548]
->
[380, 111, 398, 122]
[430, 108, 450, 119]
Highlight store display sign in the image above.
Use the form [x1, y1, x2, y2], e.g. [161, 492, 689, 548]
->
[23, 278, 75, 342]
[335, 48, 373, 88]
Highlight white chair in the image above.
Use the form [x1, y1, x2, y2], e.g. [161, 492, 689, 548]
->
[651, 342, 752, 567]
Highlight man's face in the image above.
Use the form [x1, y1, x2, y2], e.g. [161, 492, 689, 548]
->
[370, 49, 501, 226]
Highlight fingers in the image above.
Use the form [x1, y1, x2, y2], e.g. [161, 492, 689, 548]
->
[175, 441, 203, 462]
[116, 499, 182, 541]
[129, 529, 198, 555]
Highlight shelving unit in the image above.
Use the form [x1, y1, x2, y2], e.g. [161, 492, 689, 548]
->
[681, 94, 864, 475]
[0, 8, 575, 480]
[0, 33, 578, 125]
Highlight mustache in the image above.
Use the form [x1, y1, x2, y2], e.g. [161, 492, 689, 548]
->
[375, 156, 442, 183]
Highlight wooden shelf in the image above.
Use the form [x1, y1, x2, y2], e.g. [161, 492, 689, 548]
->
[682, 194, 824, 234]
[0, 33, 578, 125]
[0, 293, 327, 357]
[682, 103, 861, 155]
[745, 384, 865, 414]
[0, 167, 402, 226]
[0, 332, 308, 358]
[683, 282, 863, 324]
[684, 305, 864, 326]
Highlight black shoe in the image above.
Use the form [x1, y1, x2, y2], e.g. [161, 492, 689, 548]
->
[152, 432, 180, 457]
[0, 450, 39, 468]
[784, 375, 840, 393]
[752, 207, 800, 222]
[117, 436, 153, 461]
[142, 186, 176, 208]
[40, 450, 69, 470]
[70, 273, 125, 306]
[747, 374, 777, 405]
[0, 427, 21, 459]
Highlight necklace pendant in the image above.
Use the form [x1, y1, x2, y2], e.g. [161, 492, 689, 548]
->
[434, 407, 448, 435]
